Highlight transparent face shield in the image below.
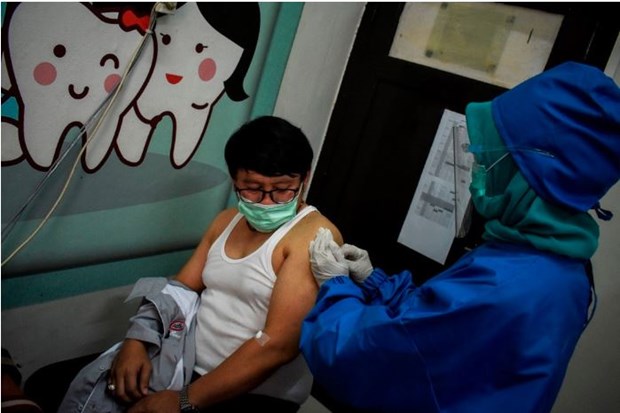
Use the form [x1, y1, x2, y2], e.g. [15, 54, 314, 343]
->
[452, 125, 556, 239]
[452, 125, 475, 238]
[453, 125, 515, 238]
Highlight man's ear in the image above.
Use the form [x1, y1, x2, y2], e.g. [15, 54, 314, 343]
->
[302, 170, 312, 192]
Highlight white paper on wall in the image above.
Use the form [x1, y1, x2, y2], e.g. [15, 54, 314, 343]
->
[398, 109, 473, 264]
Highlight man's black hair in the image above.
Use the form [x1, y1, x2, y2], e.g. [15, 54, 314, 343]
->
[225, 116, 313, 180]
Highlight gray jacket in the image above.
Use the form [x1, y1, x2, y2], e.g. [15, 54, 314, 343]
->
[58, 278, 200, 413]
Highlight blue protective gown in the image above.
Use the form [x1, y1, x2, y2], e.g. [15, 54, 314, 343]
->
[300, 242, 591, 413]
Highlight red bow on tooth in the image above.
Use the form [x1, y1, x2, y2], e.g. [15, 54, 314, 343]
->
[121, 9, 150, 33]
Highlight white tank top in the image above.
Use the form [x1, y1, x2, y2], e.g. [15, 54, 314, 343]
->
[194, 206, 317, 404]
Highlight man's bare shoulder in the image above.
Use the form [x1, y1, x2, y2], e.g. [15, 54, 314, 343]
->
[213, 207, 238, 224]
[203, 207, 238, 241]
[288, 207, 343, 247]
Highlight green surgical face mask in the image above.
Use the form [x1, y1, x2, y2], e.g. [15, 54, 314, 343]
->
[238, 193, 300, 233]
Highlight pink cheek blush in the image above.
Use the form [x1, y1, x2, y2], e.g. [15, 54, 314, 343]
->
[198, 58, 216, 82]
[33, 62, 57, 85]
[104, 74, 122, 93]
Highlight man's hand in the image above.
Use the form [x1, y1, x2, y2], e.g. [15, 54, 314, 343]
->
[109, 339, 152, 403]
[309, 228, 348, 286]
[127, 389, 180, 413]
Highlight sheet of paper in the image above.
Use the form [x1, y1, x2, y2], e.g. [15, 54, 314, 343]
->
[397, 109, 472, 264]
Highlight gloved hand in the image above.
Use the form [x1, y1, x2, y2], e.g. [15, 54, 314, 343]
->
[342, 244, 373, 283]
[309, 227, 349, 286]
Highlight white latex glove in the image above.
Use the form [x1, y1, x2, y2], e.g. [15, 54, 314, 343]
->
[342, 244, 373, 283]
[310, 227, 349, 286]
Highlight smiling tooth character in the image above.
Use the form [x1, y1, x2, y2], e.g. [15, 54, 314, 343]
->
[115, 3, 260, 168]
[3, 2, 151, 172]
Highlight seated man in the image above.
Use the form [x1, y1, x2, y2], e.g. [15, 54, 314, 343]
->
[59, 116, 342, 413]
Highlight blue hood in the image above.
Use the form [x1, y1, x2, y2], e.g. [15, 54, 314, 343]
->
[491, 62, 620, 213]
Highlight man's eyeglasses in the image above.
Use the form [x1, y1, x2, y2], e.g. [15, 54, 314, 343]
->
[235, 186, 302, 204]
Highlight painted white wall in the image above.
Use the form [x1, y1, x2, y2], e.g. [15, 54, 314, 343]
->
[552, 182, 620, 412]
[273, 2, 366, 191]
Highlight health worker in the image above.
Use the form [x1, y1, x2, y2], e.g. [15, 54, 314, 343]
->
[300, 61, 620, 413]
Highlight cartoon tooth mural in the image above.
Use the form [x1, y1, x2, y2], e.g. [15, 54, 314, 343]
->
[2, 2, 260, 172]
[0, 2, 302, 277]
[115, 2, 260, 168]
[2, 2, 153, 172]
[2, 50, 23, 164]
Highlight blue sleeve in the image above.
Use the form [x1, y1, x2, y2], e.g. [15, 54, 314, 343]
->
[300, 269, 441, 413]
[302, 249, 592, 413]
[361, 267, 415, 305]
